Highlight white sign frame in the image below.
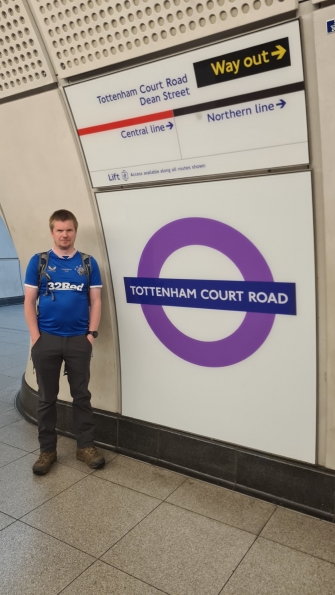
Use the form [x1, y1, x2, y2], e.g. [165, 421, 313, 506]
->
[66, 20, 309, 188]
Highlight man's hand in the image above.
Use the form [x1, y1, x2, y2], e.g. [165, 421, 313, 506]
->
[24, 287, 41, 348]
[86, 334, 95, 346]
[31, 334, 41, 346]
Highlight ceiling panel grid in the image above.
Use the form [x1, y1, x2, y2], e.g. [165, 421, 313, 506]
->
[28, 0, 298, 79]
[0, 0, 54, 99]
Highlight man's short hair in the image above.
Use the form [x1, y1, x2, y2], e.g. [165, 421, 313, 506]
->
[49, 210, 78, 231]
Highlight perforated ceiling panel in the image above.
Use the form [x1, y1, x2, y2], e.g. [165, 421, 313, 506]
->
[28, 0, 298, 79]
[0, 0, 54, 99]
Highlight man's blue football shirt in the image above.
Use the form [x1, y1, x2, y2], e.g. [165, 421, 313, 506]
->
[25, 250, 102, 336]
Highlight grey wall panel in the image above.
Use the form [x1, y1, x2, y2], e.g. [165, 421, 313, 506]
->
[0, 217, 23, 298]
[0, 216, 18, 258]
[0, 88, 119, 412]
[0, 0, 54, 101]
[0, 260, 23, 297]
[28, 0, 298, 79]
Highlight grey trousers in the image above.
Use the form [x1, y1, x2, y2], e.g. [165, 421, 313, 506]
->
[31, 332, 95, 452]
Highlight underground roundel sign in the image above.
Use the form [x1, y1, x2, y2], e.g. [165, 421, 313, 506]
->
[124, 218, 296, 367]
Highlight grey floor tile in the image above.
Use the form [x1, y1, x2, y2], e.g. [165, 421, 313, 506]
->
[0, 419, 39, 451]
[167, 478, 276, 534]
[0, 323, 28, 334]
[0, 401, 15, 413]
[0, 325, 26, 333]
[0, 353, 28, 371]
[102, 502, 255, 595]
[0, 521, 94, 595]
[0, 342, 29, 356]
[22, 474, 160, 558]
[0, 327, 26, 335]
[7, 352, 29, 365]
[0, 383, 20, 404]
[0, 408, 22, 428]
[0, 374, 20, 391]
[56, 435, 117, 474]
[0, 393, 17, 406]
[0, 453, 87, 518]
[94, 454, 187, 499]
[0, 305, 26, 328]
[0, 441, 28, 468]
[0, 313, 25, 324]
[0, 326, 24, 333]
[0, 362, 26, 377]
[0, 331, 29, 346]
[261, 507, 335, 564]
[221, 537, 335, 595]
[0, 364, 26, 378]
[0, 396, 18, 407]
[0, 511, 15, 531]
[0, 308, 26, 319]
[61, 560, 167, 595]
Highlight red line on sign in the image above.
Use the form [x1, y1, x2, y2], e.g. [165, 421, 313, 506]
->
[77, 110, 174, 136]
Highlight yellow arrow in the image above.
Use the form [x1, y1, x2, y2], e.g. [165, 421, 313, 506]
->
[271, 45, 286, 60]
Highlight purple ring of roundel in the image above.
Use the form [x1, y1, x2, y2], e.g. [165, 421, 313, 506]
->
[137, 217, 275, 367]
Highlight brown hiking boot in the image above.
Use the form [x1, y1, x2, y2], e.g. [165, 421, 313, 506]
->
[76, 446, 105, 469]
[32, 451, 57, 475]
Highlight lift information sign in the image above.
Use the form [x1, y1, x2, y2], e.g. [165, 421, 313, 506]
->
[65, 21, 308, 188]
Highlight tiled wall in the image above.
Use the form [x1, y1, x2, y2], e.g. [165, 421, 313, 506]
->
[0, 0, 298, 96]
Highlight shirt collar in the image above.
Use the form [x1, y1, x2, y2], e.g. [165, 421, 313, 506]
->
[51, 249, 77, 259]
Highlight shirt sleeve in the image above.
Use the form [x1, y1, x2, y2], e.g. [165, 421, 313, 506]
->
[89, 256, 103, 288]
[24, 254, 40, 288]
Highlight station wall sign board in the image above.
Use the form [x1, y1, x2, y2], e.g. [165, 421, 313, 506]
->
[96, 172, 316, 463]
[66, 21, 308, 188]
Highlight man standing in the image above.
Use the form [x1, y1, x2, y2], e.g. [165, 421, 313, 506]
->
[24, 209, 105, 475]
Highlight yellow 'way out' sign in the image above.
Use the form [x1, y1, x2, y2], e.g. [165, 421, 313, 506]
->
[194, 38, 291, 88]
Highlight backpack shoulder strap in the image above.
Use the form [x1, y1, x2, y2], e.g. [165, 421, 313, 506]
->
[36, 252, 51, 314]
[79, 252, 91, 283]
[37, 252, 50, 289]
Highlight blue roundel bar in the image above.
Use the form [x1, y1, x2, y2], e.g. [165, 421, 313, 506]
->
[124, 277, 296, 316]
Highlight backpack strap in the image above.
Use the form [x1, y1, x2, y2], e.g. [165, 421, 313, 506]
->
[79, 252, 91, 284]
[36, 252, 53, 315]
[37, 252, 50, 291]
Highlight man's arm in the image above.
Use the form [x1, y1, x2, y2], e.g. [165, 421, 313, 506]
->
[87, 287, 102, 345]
[24, 286, 40, 345]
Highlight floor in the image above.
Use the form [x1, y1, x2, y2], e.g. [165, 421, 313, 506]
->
[0, 305, 335, 595]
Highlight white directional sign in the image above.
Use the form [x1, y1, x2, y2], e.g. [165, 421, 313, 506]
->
[65, 21, 308, 188]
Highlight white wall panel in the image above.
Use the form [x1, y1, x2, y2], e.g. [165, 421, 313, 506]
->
[0, 0, 54, 100]
[97, 172, 316, 463]
[0, 88, 119, 412]
[29, 0, 298, 78]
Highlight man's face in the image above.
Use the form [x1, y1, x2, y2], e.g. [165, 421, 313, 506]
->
[50, 219, 77, 252]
